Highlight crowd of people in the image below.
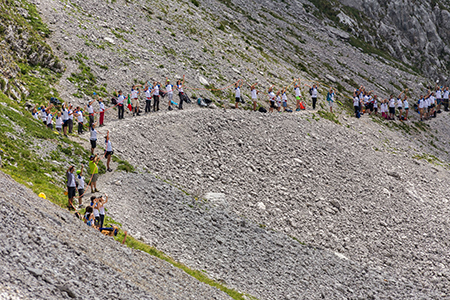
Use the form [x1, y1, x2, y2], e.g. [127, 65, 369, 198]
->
[352, 84, 450, 121]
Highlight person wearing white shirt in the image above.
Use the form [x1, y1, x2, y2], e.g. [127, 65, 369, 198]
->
[62, 103, 69, 136]
[76, 166, 85, 208]
[251, 82, 258, 111]
[166, 78, 174, 110]
[403, 96, 409, 120]
[435, 86, 442, 113]
[98, 98, 105, 126]
[89, 122, 98, 154]
[397, 96, 403, 120]
[177, 75, 186, 110]
[152, 82, 160, 112]
[268, 86, 276, 113]
[40, 106, 48, 125]
[144, 84, 153, 113]
[68, 104, 74, 134]
[388, 95, 396, 120]
[294, 81, 302, 111]
[131, 86, 141, 116]
[443, 87, 449, 111]
[85, 100, 95, 126]
[308, 83, 319, 109]
[116, 90, 125, 119]
[234, 80, 242, 109]
[76, 107, 84, 134]
[104, 130, 113, 172]
[55, 112, 63, 132]
[353, 89, 360, 117]
[275, 90, 282, 112]
[281, 89, 288, 111]
[46, 112, 54, 130]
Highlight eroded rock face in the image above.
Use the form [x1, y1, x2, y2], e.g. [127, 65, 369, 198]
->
[336, 0, 450, 80]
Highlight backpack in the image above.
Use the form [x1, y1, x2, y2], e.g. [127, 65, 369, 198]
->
[197, 98, 207, 107]
[258, 107, 267, 113]
[203, 98, 212, 104]
[183, 94, 191, 103]
[309, 88, 313, 96]
[299, 102, 305, 110]
[111, 97, 117, 105]
[356, 110, 361, 118]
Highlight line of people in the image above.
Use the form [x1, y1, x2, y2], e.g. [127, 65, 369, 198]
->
[352, 84, 449, 121]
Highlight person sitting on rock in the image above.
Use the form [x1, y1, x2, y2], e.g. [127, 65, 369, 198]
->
[84, 205, 94, 226]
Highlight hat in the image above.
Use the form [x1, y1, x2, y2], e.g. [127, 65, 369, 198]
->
[76, 170, 81, 174]
[89, 155, 94, 160]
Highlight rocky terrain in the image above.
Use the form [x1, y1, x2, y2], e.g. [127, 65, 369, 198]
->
[0, 171, 232, 300]
[2, 0, 450, 299]
[104, 107, 450, 298]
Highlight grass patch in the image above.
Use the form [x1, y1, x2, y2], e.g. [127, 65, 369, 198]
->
[317, 110, 341, 124]
[112, 155, 135, 173]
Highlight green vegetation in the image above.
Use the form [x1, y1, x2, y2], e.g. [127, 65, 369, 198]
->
[317, 110, 341, 124]
[190, 0, 200, 7]
[112, 155, 135, 173]
[67, 53, 107, 98]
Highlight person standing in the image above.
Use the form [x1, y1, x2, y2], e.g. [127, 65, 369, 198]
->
[66, 165, 76, 210]
[281, 89, 288, 112]
[97, 194, 108, 229]
[89, 122, 98, 154]
[144, 84, 152, 113]
[86, 100, 95, 127]
[117, 90, 125, 119]
[326, 88, 335, 113]
[76, 166, 85, 208]
[294, 81, 302, 111]
[131, 85, 140, 116]
[309, 83, 319, 109]
[89, 154, 100, 193]
[105, 130, 113, 172]
[353, 90, 360, 118]
[55, 112, 63, 132]
[251, 83, 258, 111]
[68, 104, 74, 134]
[166, 79, 174, 110]
[153, 82, 160, 112]
[98, 98, 105, 126]
[76, 107, 84, 134]
[40, 105, 48, 125]
[177, 75, 185, 110]
[388, 94, 396, 120]
[234, 80, 242, 109]
[443, 86, 449, 111]
[46, 110, 54, 130]
[268, 86, 276, 113]
[62, 103, 69, 137]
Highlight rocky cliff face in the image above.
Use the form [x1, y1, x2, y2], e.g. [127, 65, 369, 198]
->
[334, 0, 450, 81]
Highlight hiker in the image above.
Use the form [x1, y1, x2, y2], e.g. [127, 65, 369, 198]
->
[89, 154, 100, 193]
[308, 83, 319, 109]
[105, 130, 113, 172]
[281, 89, 288, 111]
[117, 90, 125, 119]
[84, 205, 94, 226]
[68, 104, 74, 134]
[86, 100, 95, 127]
[388, 95, 396, 120]
[372, 95, 378, 115]
[235, 80, 242, 109]
[443, 87, 449, 111]
[397, 92, 404, 120]
[46, 109, 54, 130]
[275, 90, 282, 112]
[66, 165, 76, 210]
[144, 84, 152, 113]
[251, 83, 258, 111]
[97, 194, 108, 228]
[353, 90, 360, 118]
[75, 107, 84, 134]
[55, 111, 63, 132]
[268, 86, 276, 113]
[326, 88, 335, 113]
[294, 81, 302, 111]
[166, 78, 174, 110]
[90, 196, 100, 228]
[76, 166, 85, 208]
[131, 85, 141, 116]
[98, 98, 105, 126]
[435, 85, 442, 113]
[403, 95, 409, 120]
[177, 75, 185, 110]
[62, 103, 70, 136]
[153, 82, 160, 112]
[40, 105, 48, 125]
[89, 122, 98, 154]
